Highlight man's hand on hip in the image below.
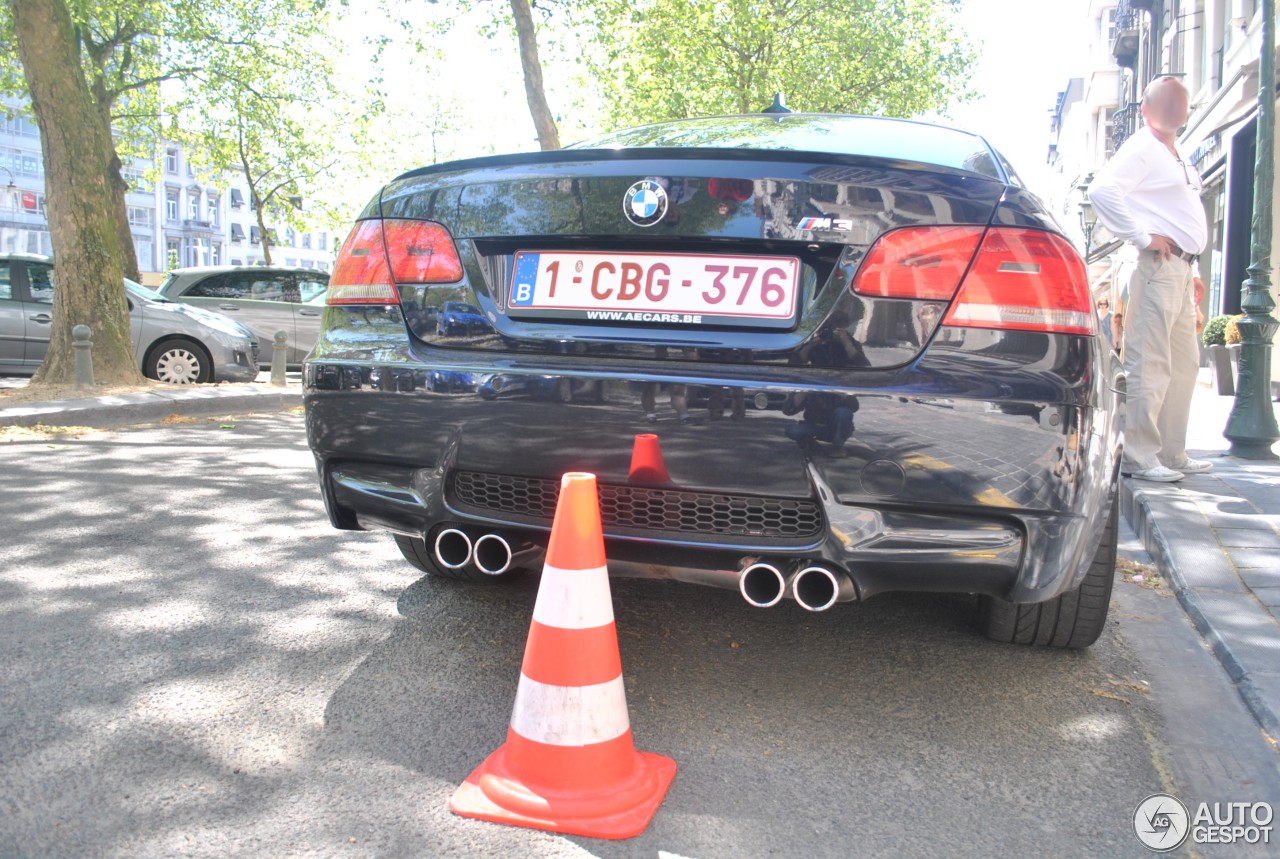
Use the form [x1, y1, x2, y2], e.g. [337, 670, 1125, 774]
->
[1147, 234, 1177, 258]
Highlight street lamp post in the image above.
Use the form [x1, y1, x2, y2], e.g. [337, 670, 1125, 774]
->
[1079, 197, 1097, 259]
[1224, 0, 1280, 459]
[0, 166, 17, 211]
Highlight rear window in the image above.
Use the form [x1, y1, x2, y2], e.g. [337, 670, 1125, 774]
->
[571, 114, 1003, 180]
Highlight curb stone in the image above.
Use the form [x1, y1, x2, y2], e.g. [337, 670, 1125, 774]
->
[1122, 476, 1280, 739]
[0, 385, 303, 429]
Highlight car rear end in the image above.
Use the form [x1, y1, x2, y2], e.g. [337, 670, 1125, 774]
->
[304, 114, 1119, 635]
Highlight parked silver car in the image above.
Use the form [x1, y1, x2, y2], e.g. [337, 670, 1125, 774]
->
[0, 253, 258, 384]
[157, 266, 329, 367]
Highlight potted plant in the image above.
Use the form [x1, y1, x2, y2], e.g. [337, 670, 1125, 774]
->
[1201, 314, 1235, 395]
[1225, 313, 1246, 387]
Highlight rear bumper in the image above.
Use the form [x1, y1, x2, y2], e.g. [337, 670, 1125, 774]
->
[305, 343, 1119, 605]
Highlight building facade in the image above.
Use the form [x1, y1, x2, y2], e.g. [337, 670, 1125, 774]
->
[2, 99, 335, 286]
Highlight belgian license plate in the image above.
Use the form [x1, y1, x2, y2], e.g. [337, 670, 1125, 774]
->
[508, 251, 800, 327]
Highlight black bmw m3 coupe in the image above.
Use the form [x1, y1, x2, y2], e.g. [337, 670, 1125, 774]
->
[304, 112, 1121, 648]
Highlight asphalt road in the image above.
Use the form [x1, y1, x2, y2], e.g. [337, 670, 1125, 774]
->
[2, 412, 1277, 858]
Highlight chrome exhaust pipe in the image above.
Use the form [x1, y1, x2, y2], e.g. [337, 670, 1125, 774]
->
[739, 561, 786, 608]
[433, 528, 473, 570]
[792, 565, 841, 612]
[473, 533, 514, 576]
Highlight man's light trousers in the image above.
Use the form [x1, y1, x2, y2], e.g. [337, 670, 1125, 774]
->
[1122, 250, 1199, 471]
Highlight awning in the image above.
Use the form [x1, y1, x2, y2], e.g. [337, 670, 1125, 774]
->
[230, 223, 245, 241]
[250, 226, 260, 244]
[230, 188, 245, 208]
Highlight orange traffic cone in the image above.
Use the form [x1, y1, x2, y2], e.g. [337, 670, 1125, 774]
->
[449, 472, 677, 839]
[628, 433, 671, 484]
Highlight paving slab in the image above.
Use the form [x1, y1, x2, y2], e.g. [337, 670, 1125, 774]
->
[1240, 568, 1280, 590]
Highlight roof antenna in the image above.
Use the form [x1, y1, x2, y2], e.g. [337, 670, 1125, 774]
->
[761, 93, 793, 114]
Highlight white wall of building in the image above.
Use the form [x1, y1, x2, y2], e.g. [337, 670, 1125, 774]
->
[2, 98, 336, 285]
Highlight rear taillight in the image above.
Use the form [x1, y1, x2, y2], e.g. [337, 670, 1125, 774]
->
[851, 226, 985, 300]
[942, 228, 1094, 335]
[329, 221, 397, 304]
[328, 218, 462, 305]
[383, 220, 464, 283]
[853, 225, 1094, 336]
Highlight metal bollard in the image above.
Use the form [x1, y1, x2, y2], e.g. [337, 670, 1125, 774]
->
[72, 324, 95, 389]
[270, 329, 288, 386]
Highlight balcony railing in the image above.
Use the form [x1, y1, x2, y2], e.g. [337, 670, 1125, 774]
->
[181, 218, 219, 234]
[1112, 103, 1139, 153]
[1111, 2, 1141, 68]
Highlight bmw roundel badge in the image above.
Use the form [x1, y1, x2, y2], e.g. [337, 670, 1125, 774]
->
[623, 179, 668, 227]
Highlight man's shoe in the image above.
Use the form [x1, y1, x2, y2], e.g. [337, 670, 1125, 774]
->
[1166, 457, 1213, 474]
[1128, 465, 1184, 483]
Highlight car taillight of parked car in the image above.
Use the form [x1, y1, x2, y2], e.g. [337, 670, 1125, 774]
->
[852, 226, 1095, 336]
[328, 219, 463, 305]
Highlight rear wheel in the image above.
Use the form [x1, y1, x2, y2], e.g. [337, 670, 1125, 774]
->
[146, 339, 212, 384]
[980, 487, 1118, 648]
[393, 534, 515, 582]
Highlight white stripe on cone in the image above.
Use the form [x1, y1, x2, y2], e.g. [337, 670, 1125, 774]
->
[510, 675, 630, 746]
[532, 564, 614, 630]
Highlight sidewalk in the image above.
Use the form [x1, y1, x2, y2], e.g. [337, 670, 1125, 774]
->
[0, 378, 302, 428]
[1122, 370, 1280, 738]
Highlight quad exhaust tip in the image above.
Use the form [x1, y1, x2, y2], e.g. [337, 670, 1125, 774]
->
[473, 533, 514, 576]
[739, 562, 786, 608]
[433, 528, 473, 570]
[793, 565, 840, 612]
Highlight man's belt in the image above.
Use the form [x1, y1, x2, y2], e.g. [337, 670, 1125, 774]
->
[1150, 245, 1199, 264]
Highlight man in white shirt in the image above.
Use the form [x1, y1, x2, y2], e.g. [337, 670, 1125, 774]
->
[1089, 76, 1211, 482]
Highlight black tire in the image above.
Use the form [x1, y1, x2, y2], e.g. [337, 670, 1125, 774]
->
[145, 339, 213, 384]
[393, 534, 514, 582]
[980, 487, 1118, 649]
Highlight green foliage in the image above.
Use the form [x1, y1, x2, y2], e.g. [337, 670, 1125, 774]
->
[581, 0, 976, 128]
[1224, 313, 1245, 346]
[0, 0, 360, 259]
[165, 6, 380, 255]
[1201, 314, 1234, 347]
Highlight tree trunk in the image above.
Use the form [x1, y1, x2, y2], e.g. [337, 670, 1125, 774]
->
[254, 199, 273, 266]
[90, 88, 142, 283]
[509, 0, 560, 151]
[257, 204, 272, 264]
[248, 181, 273, 264]
[239, 133, 273, 266]
[107, 148, 142, 282]
[11, 0, 144, 386]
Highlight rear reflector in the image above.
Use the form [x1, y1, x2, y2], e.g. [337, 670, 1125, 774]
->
[942, 228, 1094, 335]
[851, 225, 985, 301]
[328, 218, 462, 305]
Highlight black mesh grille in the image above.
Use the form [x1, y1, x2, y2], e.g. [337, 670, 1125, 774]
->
[451, 471, 823, 538]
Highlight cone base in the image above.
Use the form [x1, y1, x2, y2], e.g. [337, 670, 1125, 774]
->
[449, 744, 677, 840]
